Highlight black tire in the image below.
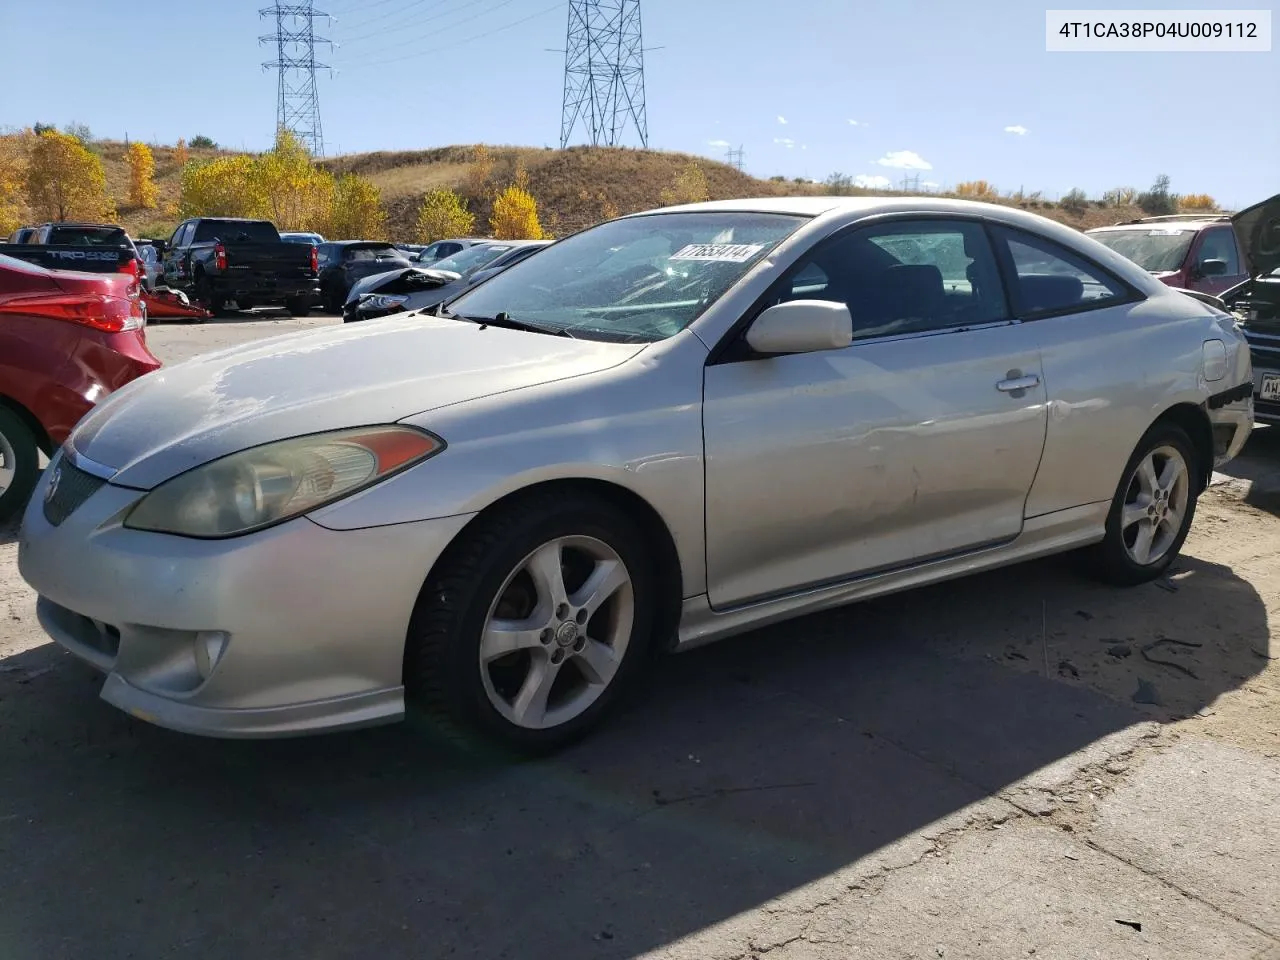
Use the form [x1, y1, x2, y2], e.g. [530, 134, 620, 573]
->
[404, 490, 657, 755]
[0, 406, 40, 524]
[1089, 421, 1200, 586]
[323, 286, 345, 314]
[236, 298, 255, 312]
[194, 274, 225, 316]
[285, 297, 311, 317]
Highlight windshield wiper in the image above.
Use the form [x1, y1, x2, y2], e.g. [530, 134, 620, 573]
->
[458, 311, 576, 338]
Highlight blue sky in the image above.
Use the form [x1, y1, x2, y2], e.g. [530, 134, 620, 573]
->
[0, 0, 1274, 208]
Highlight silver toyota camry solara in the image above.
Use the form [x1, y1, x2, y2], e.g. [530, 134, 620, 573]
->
[18, 197, 1255, 752]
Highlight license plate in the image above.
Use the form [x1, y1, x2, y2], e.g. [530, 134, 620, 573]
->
[1261, 374, 1280, 402]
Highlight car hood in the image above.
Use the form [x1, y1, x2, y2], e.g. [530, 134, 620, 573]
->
[346, 267, 461, 305]
[68, 314, 646, 489]
[1232, 192, 1280, 278]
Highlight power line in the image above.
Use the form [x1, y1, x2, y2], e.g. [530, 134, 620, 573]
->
[332, 1, 561, 69]
[331, 0, 457, 45]
[726, 145, 744, 172]
[560, 0, 649, 149]
[259, 1, 331, 156]
[324, 0, 404, 12]
[330, 0, 520, 59]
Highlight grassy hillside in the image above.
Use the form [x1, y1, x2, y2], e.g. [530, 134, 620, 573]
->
[89, 140, 1146, 241]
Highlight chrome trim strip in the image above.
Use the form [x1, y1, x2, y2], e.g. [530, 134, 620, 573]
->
[63, 442, 117, 481]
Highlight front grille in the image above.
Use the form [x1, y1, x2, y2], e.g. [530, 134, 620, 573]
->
[42, 459, 106, 527]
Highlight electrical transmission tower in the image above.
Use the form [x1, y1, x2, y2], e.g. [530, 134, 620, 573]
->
[726, 145, 745, 172]
[259, 1, 331, 156]
[560, 0, 649, 149]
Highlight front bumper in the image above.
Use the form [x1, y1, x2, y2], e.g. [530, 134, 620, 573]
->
[1249, 365, 1280, 424]
[17, 456, 474, 738]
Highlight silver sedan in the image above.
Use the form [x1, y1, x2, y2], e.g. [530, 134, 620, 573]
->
[18, 197, 1255, 752]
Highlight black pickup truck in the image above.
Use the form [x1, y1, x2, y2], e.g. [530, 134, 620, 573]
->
[161, 217, 320, 315]
[0, 222, 149, 289]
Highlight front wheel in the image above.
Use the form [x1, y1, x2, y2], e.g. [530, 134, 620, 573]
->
[404, 491, 656, 754]
[285, 297, 311, 317]
[1090, 422, 1200, 586]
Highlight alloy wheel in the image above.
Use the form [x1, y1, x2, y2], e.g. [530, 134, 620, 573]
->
[1120, 443, 1191, 566]
[479, 535, 634, 731]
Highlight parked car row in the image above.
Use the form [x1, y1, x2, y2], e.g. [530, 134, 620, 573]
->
[343, 239, 551, 322]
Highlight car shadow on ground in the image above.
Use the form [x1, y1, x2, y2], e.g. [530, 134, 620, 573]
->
[1215, 424, 1280, 516]
[0, 549, 1266, 959]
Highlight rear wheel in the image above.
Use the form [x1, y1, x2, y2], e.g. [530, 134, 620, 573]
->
[194, 275, 225, 316]
[1090, 422, 1199, 586]
[404, 491, 656, 754]
[0, 407, 40, 523]
[285, 296, 311, 317]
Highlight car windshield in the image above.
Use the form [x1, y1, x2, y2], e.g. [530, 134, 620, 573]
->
[47, 226, 128, 246]
[282, 234, 318, 244]
[344, 244, 404, 262]
[432, 244, 510, 276]
[1089, 228, 1196, 273]
[443, 212, 809, 342]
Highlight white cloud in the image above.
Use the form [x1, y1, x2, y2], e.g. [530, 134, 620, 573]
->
[707, 139, 731, 148]
[847, 119, 861, 126]
[777, 115, 788, 125]
[854, 174, 892, 189]
[874, 150, 933, 170]
[801, 144, 808, 151]
[774, 137, 795, 148]
[1004, 124, 1029, 136]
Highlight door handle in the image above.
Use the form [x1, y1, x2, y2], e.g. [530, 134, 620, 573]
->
[996, 373, 1041, 393]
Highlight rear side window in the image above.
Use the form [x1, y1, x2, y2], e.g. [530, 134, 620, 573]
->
[193, 220, 280, 243]
[993, 226, 1132, 318]
[343, 245, 402, 262]
[46, 226, 128, 246]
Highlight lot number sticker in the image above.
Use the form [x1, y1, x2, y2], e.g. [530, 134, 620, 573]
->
[669, 243, 765, 263]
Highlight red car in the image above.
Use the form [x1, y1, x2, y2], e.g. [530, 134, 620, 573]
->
[0, 254, 161, 521]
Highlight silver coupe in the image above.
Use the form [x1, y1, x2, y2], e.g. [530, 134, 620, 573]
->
[18, 197, 1256, 752]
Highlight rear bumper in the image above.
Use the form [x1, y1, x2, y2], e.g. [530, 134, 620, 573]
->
[207, 276, 319, 303]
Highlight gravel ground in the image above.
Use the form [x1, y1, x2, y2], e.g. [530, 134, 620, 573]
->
[2, 312, 1278, 960]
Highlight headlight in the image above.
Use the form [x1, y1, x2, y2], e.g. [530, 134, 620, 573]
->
[362, 294, 409, 311]
[124, 425, 444, 538]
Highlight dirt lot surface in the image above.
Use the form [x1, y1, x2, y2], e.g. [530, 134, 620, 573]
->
[2, 313, 1278, 960]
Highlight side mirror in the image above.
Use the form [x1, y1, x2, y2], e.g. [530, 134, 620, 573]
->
[1198, 258, 1229, 277]
[745, 300, 853, 355]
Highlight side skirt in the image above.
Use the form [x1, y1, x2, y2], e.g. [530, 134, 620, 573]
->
[674, 501, 1109, 652]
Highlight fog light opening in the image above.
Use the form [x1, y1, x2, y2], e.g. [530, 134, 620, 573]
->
[194, 631, 230, 680]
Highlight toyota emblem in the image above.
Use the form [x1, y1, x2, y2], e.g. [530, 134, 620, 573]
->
[45, 464, 62, 503]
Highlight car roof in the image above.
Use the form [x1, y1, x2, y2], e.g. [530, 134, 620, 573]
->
[1087, 215, 1232, 233]
[329, 239, 401, 246]
[43, 221, 126, 229]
